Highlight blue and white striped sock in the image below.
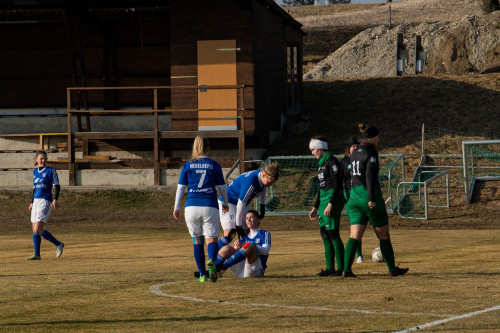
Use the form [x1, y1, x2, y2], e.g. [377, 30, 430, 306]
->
[222, 248, 248, 271]
[218, 236, 231, 249]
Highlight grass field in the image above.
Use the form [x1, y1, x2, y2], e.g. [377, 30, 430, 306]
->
[1, 221, 499, 332]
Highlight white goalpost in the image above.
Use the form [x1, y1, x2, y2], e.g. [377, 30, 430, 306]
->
[462, 139, 500, 205]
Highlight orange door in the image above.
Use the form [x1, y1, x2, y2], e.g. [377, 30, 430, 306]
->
[197, 40, 237, 130]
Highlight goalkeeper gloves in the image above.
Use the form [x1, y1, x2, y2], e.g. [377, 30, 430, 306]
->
[235, 226, 245, 239]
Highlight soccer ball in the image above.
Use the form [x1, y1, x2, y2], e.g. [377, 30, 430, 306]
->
[371, 247, 396, 263]
[372, 247, 384, 263]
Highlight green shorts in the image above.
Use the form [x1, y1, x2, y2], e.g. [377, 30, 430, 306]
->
[318, 197, 344, 231]
[346, 185, 388, 228]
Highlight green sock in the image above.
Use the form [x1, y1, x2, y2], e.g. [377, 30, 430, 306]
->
[355, 240, 362, 258]
[323, 239, 335, 271]
[344, 238, 359, 272]
[380, 239, 396, 272]
[332, 238, 345, 271]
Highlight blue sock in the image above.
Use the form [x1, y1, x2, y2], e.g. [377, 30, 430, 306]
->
[222, 248, 248, 271]
[33, 233, 41, 256]
[207, 242, 219, 261]
[41, 230, 61, 246]
[193, 244, 206, 276]
[218, 236, 231, 249]
[214, 253, 226, 267]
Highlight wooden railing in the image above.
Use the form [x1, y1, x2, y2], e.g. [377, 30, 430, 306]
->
[66, 85, 251, 186]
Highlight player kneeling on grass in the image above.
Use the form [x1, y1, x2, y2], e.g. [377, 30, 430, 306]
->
[217, 162, 280, 249]
[209, 210, 270, 280]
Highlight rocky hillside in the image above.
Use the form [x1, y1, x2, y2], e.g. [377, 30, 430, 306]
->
[304, 11, 500, 79]
[287, 0, 500, 79]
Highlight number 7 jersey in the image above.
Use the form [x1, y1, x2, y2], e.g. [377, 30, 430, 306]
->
[178, 157, 225, 209]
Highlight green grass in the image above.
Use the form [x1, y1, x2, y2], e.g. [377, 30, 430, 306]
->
[1, 228, 499, 332]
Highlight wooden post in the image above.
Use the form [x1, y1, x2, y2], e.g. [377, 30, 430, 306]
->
[82, 138, 89, 157]
[239, 86, 246, 172]
[421, 123, 425, 160]
[67, 89, 75, 186]
[153, 88, 161, 186]
[388, 5, 392, 29]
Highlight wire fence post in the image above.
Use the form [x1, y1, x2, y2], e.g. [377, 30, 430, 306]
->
[388, 5, 392, 29]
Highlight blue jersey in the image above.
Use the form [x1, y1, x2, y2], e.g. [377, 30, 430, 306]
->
[33, 166, 59, 202]
[241, 228, 271, 273]
[222, 170, 266, 206]
[178, 157, 225, 209]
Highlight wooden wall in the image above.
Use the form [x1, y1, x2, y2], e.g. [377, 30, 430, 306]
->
[252, 1, 288, 140]
[0, 0, 303, 145]
[0, 23, 72, 108]
[0, 16, 171, 109]
[170, 0, 255, 131]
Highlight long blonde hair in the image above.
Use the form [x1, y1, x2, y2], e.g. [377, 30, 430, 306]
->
[262, 161, 281, 181]
[191, 136, 209, 161]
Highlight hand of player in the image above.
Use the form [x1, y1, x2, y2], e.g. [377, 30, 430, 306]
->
[51, 199, 59, 210]
[309, 207, 318, 221]
[222, 204, 229, 213]
[323, 203, 332, 217]
[173, 210, 180, 220]
[29, 203, 33, 211]
[368, 201, 376, 209]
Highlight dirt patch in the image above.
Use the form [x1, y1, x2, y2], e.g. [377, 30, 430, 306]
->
[304, 12, 500, 79]
[291, 0, 491, 28]
[472, 179, 500, 207]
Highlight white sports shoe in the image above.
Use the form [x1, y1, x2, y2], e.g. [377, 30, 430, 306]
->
[355, 256, 364, 264]
[56, 242, 64, 258]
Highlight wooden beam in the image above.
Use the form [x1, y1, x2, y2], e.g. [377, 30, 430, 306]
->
[67, 89, 75, 186]
[160, 130, 240, 139]
[83, 155, 111, 160]
[153, 90, 161, 185]
[75, 132, 155, 139]
[82, 138, 89, 157]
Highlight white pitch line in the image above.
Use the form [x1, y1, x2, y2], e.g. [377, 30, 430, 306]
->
[394, 305, 500, 333]
[149, 281, 450, 317]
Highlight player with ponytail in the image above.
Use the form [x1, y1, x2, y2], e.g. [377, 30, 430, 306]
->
[342, 124, 408, 277]
[173, 136, 229, 282]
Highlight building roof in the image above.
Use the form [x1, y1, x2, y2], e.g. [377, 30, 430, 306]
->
[0, 0, 302, 29]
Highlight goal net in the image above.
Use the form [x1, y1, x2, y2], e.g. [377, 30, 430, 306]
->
[462, 140, 500, 205]
[258, 154, 404, 216]
[396, 169, 450, 219]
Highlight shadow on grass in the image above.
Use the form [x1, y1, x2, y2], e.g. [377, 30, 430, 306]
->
[0, 316, 236, 327]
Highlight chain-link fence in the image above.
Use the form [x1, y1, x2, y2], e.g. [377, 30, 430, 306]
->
[255, 154, 404, 215]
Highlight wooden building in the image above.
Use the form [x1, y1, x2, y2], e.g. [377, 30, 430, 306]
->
[0, 0, 304, 185]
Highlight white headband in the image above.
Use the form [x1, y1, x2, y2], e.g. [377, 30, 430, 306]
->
[309, 139, 328, 150]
